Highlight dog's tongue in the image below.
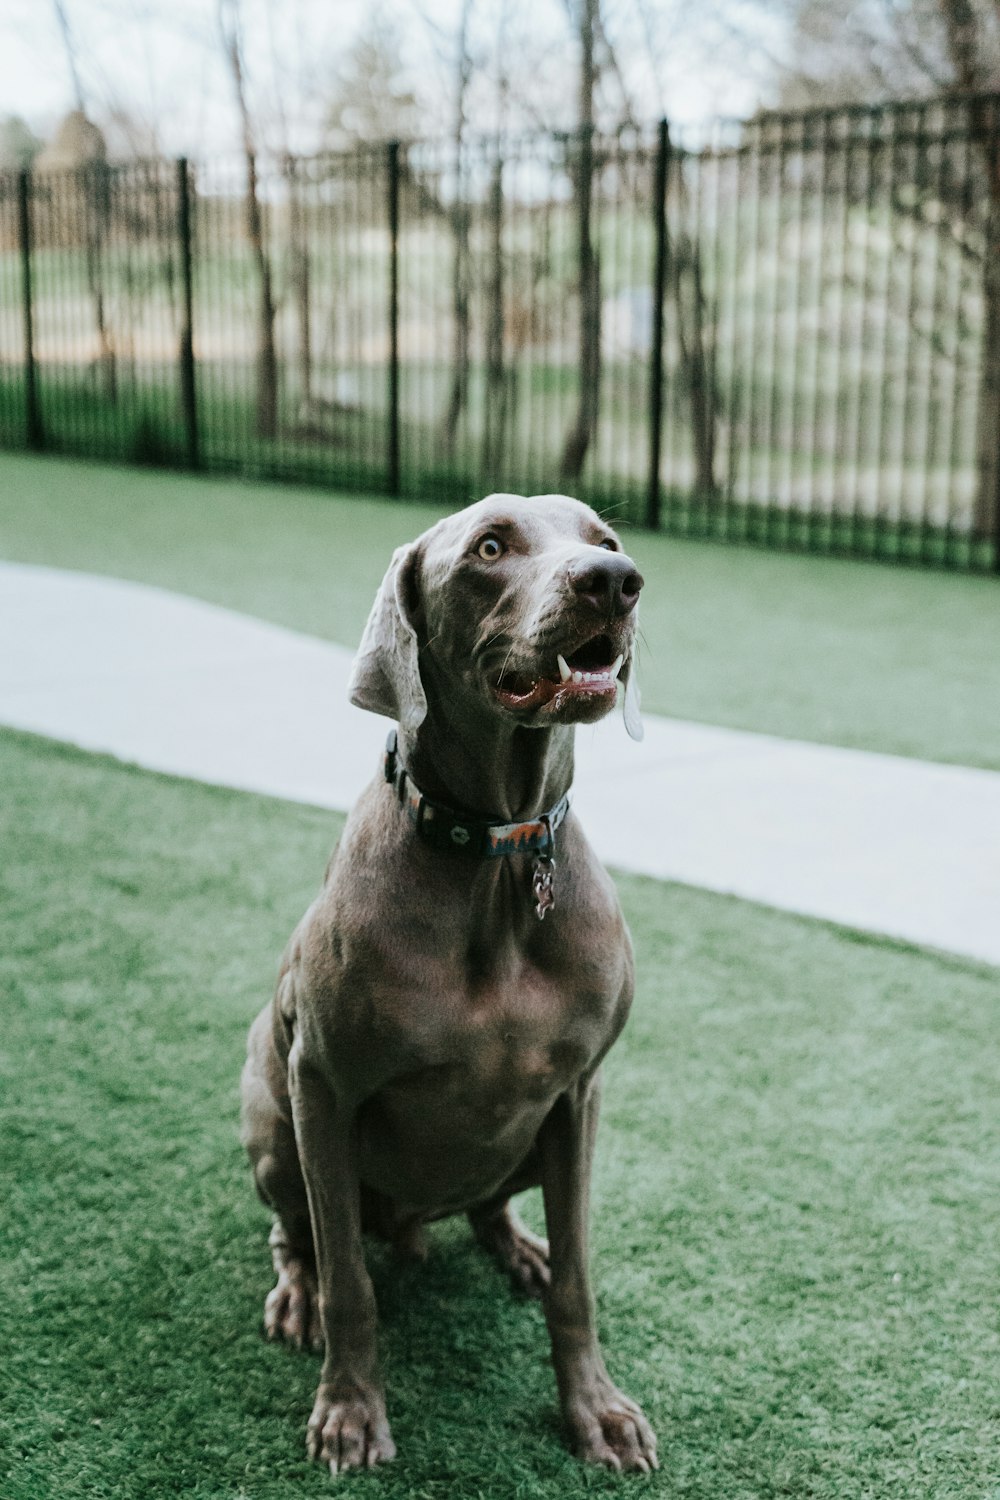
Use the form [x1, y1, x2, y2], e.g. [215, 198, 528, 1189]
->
[495, 673, 560, 709]
[495, 653, 624, 710]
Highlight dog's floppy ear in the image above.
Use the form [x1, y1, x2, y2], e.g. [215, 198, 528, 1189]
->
[348, 542, 427, 731]
[621, 652, 643, 742]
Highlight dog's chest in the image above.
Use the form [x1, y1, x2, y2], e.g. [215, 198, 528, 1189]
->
[358, 970, 596, 1207]
[454, 990, 591, 1101]
[395, 951, 611, 1104]
[349, 915, 628, 1209]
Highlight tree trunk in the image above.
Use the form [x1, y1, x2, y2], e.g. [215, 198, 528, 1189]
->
[443, 0, 472, 450]
[560, 0, 601, 484]
[560, 128, 601, 481]
[481, 148, 506, 474]
[287, 156, 312, 408]
[219, 2, 278, 441]
[966, 95, 1000, 541]
[673, 234, 718, 499]
[974, 208, 1000, 539]
[937, 6, 1000, 540]
[444, 195, 471, 450]
[50, 0, 116, 403]
[245, 150, 278, 440]
[84, 165, 116, 403]
[443, 202, 470, 450]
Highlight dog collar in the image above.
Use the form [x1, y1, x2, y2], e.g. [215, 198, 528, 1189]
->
[383, 728, 568, 896]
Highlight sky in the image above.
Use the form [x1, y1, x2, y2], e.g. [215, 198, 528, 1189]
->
[0, 0, 788, 156]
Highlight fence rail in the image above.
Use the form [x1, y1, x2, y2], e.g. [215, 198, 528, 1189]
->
[1, 93, 998, 572]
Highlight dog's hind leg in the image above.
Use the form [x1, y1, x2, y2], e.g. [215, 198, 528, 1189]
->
[241, 1006, 321, 1350]
[469, 1199, 550, 1298]
[359, 1186, 430, 1262]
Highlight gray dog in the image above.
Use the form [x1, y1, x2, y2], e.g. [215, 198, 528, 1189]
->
[240, 492, 657, 1475]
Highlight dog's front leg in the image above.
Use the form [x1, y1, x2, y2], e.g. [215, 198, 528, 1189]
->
[538, 1074, 658, 1473]
[289, 1045, 396, 1475]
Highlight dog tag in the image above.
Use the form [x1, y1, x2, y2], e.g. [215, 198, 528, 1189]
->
[532, 856, 556, 920]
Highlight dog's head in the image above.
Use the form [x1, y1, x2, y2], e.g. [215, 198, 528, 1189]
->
[348, 493, 643, 741]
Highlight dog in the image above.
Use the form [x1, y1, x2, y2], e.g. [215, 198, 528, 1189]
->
[240, 492, 657, 1474]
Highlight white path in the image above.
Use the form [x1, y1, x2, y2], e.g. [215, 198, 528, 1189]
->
[1, 561, 997, 967]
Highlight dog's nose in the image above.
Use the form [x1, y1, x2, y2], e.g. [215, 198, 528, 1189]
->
[569, 552, 644, 617]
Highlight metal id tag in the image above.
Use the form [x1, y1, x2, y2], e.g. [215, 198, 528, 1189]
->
[532, 855, 556, 920]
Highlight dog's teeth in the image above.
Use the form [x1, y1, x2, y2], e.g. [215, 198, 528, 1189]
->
[557, 653, 572, 683]
[573, 671, 583, 684]
[610, 654, 624, 682]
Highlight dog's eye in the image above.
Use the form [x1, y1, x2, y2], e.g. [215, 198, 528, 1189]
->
[598, 539, 618, 551]
[477, 536, 504, 561]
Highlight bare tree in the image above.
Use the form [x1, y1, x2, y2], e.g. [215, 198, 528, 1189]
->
[323, 14, 422, 148]
[776, 0, 999, 105]
[671, 222, 718, 499]
[442, 0, 474, 450]
[259, 0, 314, 410]
[481, 1, 512, 476]
[51, 0, 86, 118]
[481, 132, 509, 473]
[285, 155, 313, 408]
[777, 0, 1000, 534]
[940, 0, 1000, 535]
[48, 0, 117, 403]
[560, 0, 602, 482]
[219, 0, 278, 440]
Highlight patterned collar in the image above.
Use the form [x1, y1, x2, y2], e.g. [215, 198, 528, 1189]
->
[382, 729, 570, 861]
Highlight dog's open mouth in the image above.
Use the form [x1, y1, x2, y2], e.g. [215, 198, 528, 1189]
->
[494, 634, 624, 711]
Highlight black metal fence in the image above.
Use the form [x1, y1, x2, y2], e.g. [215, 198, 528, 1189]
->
[1, 93, 999, 571]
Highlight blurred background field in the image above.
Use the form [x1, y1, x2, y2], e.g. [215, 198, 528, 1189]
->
[3, 92, 1000, 572]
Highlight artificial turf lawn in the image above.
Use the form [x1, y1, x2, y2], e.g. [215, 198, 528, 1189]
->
[2, 451, 1000, 771]
[2, 726, 998, 1499]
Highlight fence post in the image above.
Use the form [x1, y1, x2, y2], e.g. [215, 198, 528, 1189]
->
[387, 140, 401, 497]
[646, 119, 670, 530]
[16, 169, 43, 451]
[176, 157, 199, 469]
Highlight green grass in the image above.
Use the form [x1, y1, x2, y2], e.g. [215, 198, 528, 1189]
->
[2, 451, 999, 769]
[1, 725, 998, 1499]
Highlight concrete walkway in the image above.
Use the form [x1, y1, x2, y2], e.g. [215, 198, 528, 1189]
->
[2, 560, 998, 967]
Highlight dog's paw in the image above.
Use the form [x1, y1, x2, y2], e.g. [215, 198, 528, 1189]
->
[567, 1384, 658, 1474]
[263, 1257, 322, 1351]
[471, 1204, 551, 1299]
[502, 1224, 551, 1298]
[307, 1382, 397, 1475]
